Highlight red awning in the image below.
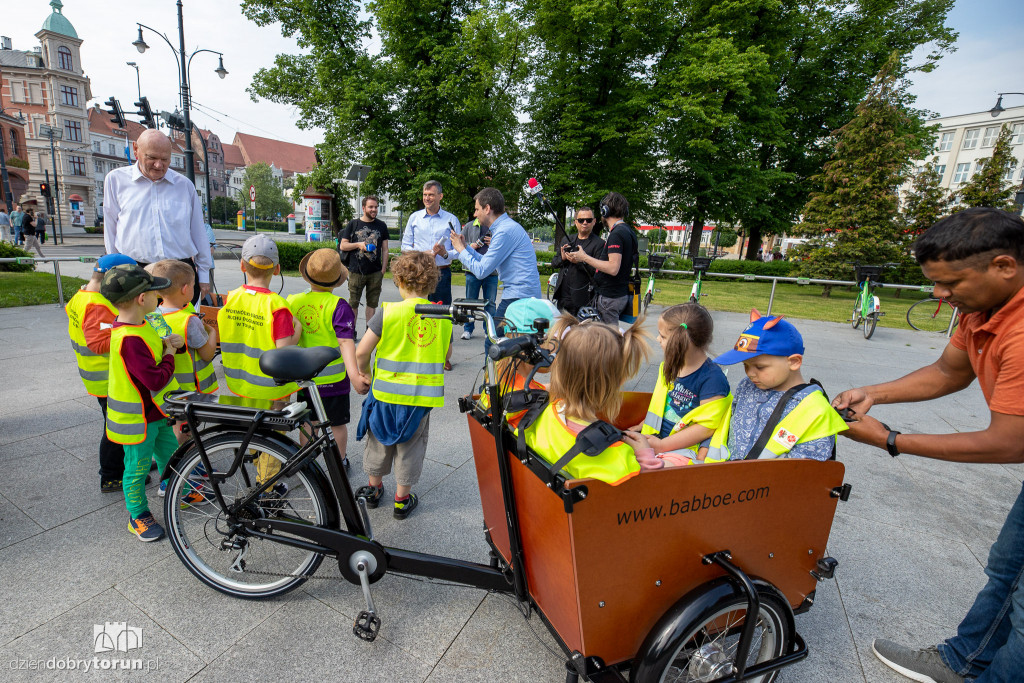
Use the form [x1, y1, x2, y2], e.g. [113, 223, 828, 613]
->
[69, 194, 84, 201]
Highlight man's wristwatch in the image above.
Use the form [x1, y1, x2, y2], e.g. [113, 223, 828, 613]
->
[883, 425, 901, 457]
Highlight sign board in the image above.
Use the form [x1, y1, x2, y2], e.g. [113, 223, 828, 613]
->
[249, 185, 256, 202]
[796, 278, 810, 285]
[920, 285, 934, 293]
[250, 201, 256, 210]
[743, 274, 756, 281]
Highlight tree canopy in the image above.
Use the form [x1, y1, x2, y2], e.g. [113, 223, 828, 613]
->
[956, 125, 1019, 211]
[242, 162, 292, 218]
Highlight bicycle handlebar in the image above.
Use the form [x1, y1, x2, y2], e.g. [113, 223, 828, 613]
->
[414, 304, 455, 317]
[487, 336, 536, 361]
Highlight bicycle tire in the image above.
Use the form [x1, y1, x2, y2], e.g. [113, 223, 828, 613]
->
[864, 311, 878, 340]
[164, 432, 329, 600]
[643, 290, 653, 313]
[851, 294, 862, 329]
[906, 298, 954, 332]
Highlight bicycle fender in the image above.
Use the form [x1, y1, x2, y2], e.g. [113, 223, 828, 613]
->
[872, 296, 881, 312]
[629, 576, 795, 682]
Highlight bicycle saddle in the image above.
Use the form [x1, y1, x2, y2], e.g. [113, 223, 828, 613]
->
[259, 346, 341, 382]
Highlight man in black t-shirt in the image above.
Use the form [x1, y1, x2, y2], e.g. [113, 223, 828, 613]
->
[340, 196, 391, 328]
[564, 192, 636, 324]
[551, 206, 606, 316]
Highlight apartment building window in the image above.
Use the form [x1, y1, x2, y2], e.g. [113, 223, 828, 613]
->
[982, 126, 1001, 147]
[108, 143, 117, 155]
[953, 162, 971, 184]
[938, 131, 954, 152]
[962, 129, 980, 149]
[28, 82, 43, 104]
[1013, 123, 1024, 145]
[68, 155, 85, 176]
[64, 119, 82, 142]
[1003, 162, 1017, 182]
[934, 164, 946, 178]
[92, 140, 100, 153]
[9, 130, 18, 156]
[94, 160, 102, 173]
[9, 80, 25, 103]
[60, 85, 79, 107]
[58, 46, 73, 71]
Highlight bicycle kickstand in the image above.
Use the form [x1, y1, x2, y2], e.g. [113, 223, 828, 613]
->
[351, 550, 381, 642]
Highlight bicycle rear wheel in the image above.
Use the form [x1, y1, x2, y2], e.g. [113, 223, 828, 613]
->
[164, 432, 329, 599]
[906, 298, 952, 332]
[863, 311, 878, 339]
[643, 289, 653, 313]
[851, 294, 862, 329]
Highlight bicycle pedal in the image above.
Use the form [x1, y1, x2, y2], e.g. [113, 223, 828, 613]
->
[353, 611, 381, 641]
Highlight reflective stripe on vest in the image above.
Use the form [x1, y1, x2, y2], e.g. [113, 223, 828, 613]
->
[65, 289, 117, 397]
[371, 298, 451, 407]
[640, 362, 731, 456]
[704, 388, 848, 463]
[218, 287, 298, 400]
[286, 290, 347, 386]
[513, 403, 639, 485]
[105, 324, 179, 445]
[163, 308, 218, 394]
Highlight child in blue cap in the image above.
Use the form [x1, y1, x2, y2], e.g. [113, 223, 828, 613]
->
[707, 311, 847, 461]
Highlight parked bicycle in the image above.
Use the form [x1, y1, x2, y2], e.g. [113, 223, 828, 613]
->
[642, 253, 669, 313]
[848, 262, 898, 340]
[906, 297, 959, 333]
[159, 300, 848, 682]
[689, 256, 713, 304]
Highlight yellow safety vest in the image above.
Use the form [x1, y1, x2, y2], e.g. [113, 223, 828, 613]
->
[514, 402, 640, 485]
[105, 323, 179, 445]
[162, 308, 218, 393]
[371, 298, 451, 407]
[65, 289, 117, 397]
[218, 287, 298, 400]
[640, 362, 731, 458]
[286, 290, 347, 386]
[704, 388, 848, 463]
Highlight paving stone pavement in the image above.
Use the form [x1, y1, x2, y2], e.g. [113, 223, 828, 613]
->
[1, 254, 1019, 682]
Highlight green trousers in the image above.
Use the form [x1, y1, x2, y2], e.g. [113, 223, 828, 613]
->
[122, 420, 177, 518]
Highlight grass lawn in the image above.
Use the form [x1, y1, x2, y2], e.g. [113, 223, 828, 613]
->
[284, 269, 944, 332]
[0, 271, 88, 308]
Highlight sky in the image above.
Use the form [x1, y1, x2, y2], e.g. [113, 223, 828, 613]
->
[3, 0, 1023, 150]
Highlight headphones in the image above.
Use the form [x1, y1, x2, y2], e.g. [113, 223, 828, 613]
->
[599, 202, 609, 218]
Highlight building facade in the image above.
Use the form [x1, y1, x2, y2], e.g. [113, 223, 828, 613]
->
[0, 1, 96, 227]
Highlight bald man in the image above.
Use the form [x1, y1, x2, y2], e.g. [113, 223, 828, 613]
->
[103, 130, 213, 304]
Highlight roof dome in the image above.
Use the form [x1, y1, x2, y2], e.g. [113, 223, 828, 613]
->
[41, 0, 78, 40]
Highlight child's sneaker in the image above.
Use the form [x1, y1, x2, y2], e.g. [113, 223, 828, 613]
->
[355, 484, 384, 509]
[393, 493, 418, 520]
[101, 478, 122, 493]
[190, 463, 211, 480]
[128, 512, 164, 542]
[179, 482, 209, 509]
[158, 480, 167, 497]
[342, 457, 350, 470]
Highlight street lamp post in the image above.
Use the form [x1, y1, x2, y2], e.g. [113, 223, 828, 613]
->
[126, 61, 141, 101]
[989, 93, 1024, 213]
[132, 0, 227, 185]
[38, 124, 65, 244]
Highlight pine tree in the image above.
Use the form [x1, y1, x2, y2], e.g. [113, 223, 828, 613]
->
[795, 58, 926, 291]
[902, 158, 951, 235]
[956, 125, 1018, 210]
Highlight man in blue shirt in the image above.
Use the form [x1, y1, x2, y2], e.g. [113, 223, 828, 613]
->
[400, 180, 461, 305]
[450, 188, 541, 351]
[10, 204, 24, 245]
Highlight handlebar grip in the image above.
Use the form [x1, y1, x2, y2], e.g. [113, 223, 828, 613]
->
[487, 336, 536, 361]
[414, 304, 452, 316]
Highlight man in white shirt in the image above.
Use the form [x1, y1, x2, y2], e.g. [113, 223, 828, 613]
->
[400, 180, 461, 305]
[103, 130, 213, 304]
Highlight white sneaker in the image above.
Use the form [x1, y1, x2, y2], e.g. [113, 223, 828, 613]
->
[460, 330, 472, 340]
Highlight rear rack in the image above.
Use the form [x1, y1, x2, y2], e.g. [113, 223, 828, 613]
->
[162, 390, 310, 430]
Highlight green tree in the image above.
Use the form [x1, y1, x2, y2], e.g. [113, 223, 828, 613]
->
[902, 158, 950, 236]
[210, 195, 240, 224]
[647, 228, 669, 246]
[244, 0, 526, 219]
[956, 125, 1018, 210]
[795, 59, 926, 290]
[242, 162, 291, 219]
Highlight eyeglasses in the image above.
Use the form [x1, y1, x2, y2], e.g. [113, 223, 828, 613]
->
[576, 217, 594, 224]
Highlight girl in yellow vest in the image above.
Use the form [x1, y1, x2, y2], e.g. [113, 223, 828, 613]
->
[637, 303, 731, 466]
[99, 264, 207, 542]
[354, 251, 452, 520]
[287, 249, 371, 470]
[518, 317, 661, 484]
[66, 253, 137, 492]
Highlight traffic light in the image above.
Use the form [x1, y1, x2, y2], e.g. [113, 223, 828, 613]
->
[104, 96, 126, 128]
[134, 96, 156, 129]
[159, 109, 186, 131]
[39, 181, 51, 198]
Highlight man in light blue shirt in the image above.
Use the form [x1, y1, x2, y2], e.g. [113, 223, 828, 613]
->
[401, 180, 461, 305]
[450, 187, 541, 351]
[0, 209, 10, 242]
[11, 205, 24, 245]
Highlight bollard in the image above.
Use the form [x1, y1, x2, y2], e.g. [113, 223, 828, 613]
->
[766, 278, 778, 315]
[53, 259, 65, 308]
[946, 306, 959, 337]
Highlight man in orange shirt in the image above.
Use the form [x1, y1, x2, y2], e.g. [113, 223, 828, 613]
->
[835, 207, 1024, 683]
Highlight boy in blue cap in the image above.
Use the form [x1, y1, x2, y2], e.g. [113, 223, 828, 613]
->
[707, 310, 847, 461]
[66, 253, 139, 491]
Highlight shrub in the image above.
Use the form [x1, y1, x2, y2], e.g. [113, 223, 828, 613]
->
[0, 242, 34, 272]
[276, 240, 337, 271]
[213, 220, 305, 233]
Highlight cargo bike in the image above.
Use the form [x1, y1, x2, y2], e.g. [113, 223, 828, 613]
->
[160, 300, 851, 682]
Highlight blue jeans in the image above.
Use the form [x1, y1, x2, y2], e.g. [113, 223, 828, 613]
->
[428, 266, 452, 305]
[14, 224, 23, 244]
[939, 482, 1024, 682]
[485, 297, 520, 354]
[463, 272, 498, 335]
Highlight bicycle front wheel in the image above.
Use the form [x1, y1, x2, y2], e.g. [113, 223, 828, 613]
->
[864, 311, 878, 339]
[643, 290, 653, 313]
[164, 432, 329, 600]
[906, 298, 952, 332]
[851, 294, 862, 329]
